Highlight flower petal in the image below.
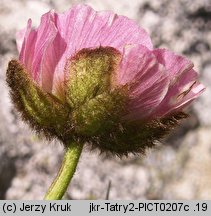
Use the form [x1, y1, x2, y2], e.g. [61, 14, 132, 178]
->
[56, 4, 152, 51]
[31, 11, 58, 82]
[41, 32, 67, 93]
[19, 11, 58, 84]
[153, 48, 194, 82]
[117, 45, 169, 120]
[52, 4, 153, 94]
[19, 19, 37, 77]
[152, 49, 205, 117]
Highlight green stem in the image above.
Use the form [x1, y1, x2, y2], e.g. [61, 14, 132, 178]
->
[44, 141, 83, 200]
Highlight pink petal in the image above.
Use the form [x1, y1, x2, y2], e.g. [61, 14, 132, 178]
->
[170, 81, 205, 113]
[56, 4, 152, 51]
[161, 69, 205, 114]
[52, 4, 153, 94]
[41, 32, 67, 93]
[151, 49, 205, 117]
[19, 19, 37, 77]
[31, 11, 58, 82]
[153, 48, 194, 80]
[19, 11, 58, 84]
[117, 45, 169, 120]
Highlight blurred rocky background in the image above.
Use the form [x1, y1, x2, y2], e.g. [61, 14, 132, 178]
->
[0, 0, 211, 199]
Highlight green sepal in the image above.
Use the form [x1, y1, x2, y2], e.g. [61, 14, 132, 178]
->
[6, 60, 70, 140]
[66, 47, 121, 108]
[72, 90, 127, 136]
[66, 47, 127, 136]
[87, 112, 188, 156]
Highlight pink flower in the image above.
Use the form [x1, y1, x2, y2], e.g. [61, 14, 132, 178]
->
[8, 4, 205, 154]
[16, 4, 204, 119]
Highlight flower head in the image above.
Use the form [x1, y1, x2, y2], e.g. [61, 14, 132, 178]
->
[7, 4, 205, 155]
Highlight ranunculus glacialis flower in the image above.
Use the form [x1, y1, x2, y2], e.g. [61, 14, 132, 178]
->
[7, 4, 205, 155]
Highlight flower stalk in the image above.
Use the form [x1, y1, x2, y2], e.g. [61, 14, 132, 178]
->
[44, 141, 83, 200]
